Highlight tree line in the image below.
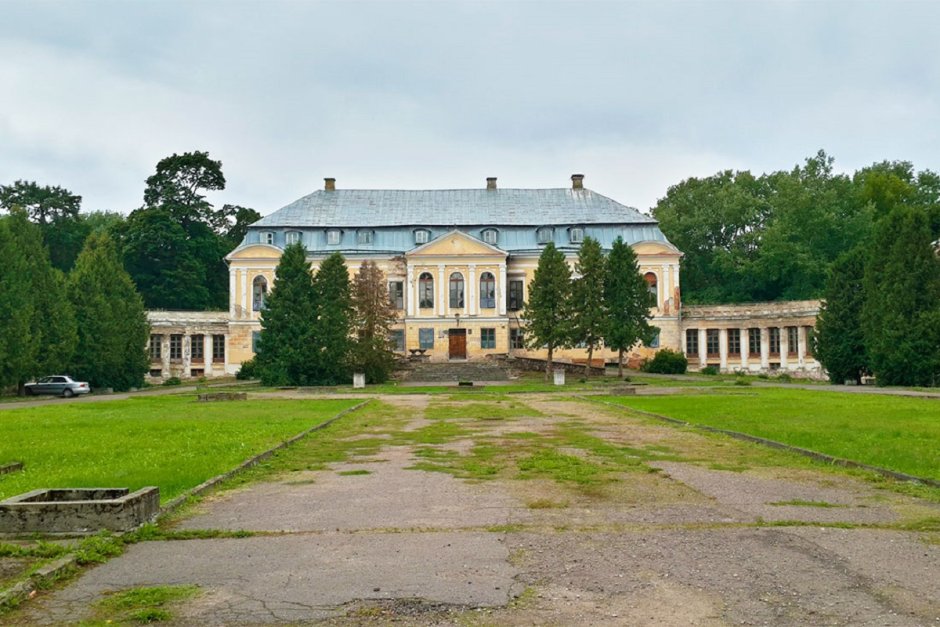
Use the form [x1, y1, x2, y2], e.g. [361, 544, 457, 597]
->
[523, 236, 656, 378]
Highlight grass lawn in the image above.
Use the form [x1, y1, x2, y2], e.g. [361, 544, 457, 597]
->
[604, 388, 940, 480]
[0, 396, 360, 503]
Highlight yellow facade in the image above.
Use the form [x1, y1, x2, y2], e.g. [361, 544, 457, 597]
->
[221, 230, 682, 370]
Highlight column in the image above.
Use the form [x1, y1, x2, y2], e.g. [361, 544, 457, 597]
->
[240, 270, 248, 319]
[223, 333, 230, 375]
[161, 335, 171, 376]
[204, 334, 213, 376]
[672, 264, 680, 306]
[498, 263, 508, 315]
[468, 264, 477, 315]
[780, 327, 789, 370]
[182, 334, 192, 376]
[798, 326, 807, 366]
[697, 328, 707, 366]
[229, 269, 236, 318]
[760, 327, 770, 369]
[741, 329, 750, 370]
[660, 264, 669, 311]
[719, 328, 728, 371]
[438, 264, 446, 317]
[406, 266, 415, 317]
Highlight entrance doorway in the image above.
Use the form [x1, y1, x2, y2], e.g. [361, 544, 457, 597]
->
[448, 329, 467, 360]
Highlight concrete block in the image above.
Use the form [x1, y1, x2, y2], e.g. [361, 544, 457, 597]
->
[0, 487, 160, 534]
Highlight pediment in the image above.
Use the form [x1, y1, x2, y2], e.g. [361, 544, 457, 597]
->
[631, 240, 683, 257]
[406, 229, 506, 259]
[225, 243, 283, 261]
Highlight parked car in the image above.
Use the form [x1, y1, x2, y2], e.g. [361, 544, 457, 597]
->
[24, 376, 91, 397]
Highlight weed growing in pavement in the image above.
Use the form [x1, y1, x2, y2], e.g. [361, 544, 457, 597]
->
[94, 584, 199, 624]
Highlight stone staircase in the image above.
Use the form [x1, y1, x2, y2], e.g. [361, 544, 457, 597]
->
[405, 361, 510, 382]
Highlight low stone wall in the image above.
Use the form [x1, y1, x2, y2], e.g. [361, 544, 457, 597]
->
[197, 392, 248, 402]
[500, 355, 605, 376]
[0, 487, 160, 534]
[0, 462, 23, 475]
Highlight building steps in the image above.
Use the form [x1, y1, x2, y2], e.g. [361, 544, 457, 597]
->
[405, 361, 510, 382]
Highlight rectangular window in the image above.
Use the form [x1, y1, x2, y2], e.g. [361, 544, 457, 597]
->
[149, 334, 162, 360]
[706, 329, 719, 356]
[389, 281, 404, 309]
[149, 369, 162, 378]
[727, 328, 741, 355]
[285, 231, 301, 245]
[805, 326, 815, 357]
[419, 328, 434, 350]
[191, 334, 204, 361]
[414, 229, 430, 244]
[327, 229, 341, 245]
[357, 230, 374, 245]
[685, 329, 699, 356]
[190, 368, 204, 377]
[262, 231, 274, 245]
[787, 326, 799, 356]
[212, 334, 225, 363]
[252, 331, 261, 353]
[569, 227, 583, 243]
[510, 328, 525, 349]
[508, 280, 524, 311]
[537, 228, 553, 244]
[482, 229, 498, 245]
[748, 328, 761, 355]
[389, 329, 405, 352]
[481, 328, 496, 349]
[769, 328, 781, 355]
[170, 334, 183, 361]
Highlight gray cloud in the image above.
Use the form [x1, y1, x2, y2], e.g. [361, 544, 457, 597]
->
[2, 1, 939, 215]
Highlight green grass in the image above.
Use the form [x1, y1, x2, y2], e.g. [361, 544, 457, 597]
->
[93, 584, 199, 624]
[604, 388, 940, 480]
[769, 499, 842, 508]
[0, 395, 360, 502]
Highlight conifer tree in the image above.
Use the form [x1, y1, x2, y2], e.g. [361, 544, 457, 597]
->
[814, 247, 870, 384]
[604, 237, 657, 378]
[522, 242, 572, 379]
[312, 252, 353, 385]
[256, 243, 318, 386]
[0, 217, 36, 391]
[862, 206, 940, 386]
[5, 209, 77, 381]
[349, 260, 398, 383]
[68, 232, 149, 391]
[571, 237, 608, 375]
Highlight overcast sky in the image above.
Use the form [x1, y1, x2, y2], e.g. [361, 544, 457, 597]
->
[2, 0, 939, 216]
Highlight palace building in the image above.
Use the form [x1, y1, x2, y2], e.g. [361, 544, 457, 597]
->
[145, 175, 823, 379]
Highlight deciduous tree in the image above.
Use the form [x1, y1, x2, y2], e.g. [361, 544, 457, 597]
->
[522, 242, 572, 379]
[349, 260, 398, 383]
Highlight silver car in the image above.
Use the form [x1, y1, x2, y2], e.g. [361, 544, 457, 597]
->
[24, 375, 91, 397]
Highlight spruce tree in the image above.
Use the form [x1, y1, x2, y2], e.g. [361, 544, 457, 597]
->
[5, 209, 77, 381]
[862, 206, 940, 386]
[0, 217, 36, 391]
[571, 237, 608, 375]
[312, 252, 353, 385]
[522, 242, 573, 379]
[68, 232, 150, 391]
[604, 237, 657, 378]
[814, 247, 869, 384]
[349, 260, 398, 383]
[256, 243, 318, 386]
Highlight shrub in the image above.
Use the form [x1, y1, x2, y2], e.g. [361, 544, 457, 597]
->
[236, 358, 257, 380]
[776, 372, 793, 383]
[161, 377, 181, 387]
[734, 377, 752, 386]
[640, 349, 688, 374]
[700, 365, 719, 375]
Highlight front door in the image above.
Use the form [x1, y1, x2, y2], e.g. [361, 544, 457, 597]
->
[448, 329, 467, 360]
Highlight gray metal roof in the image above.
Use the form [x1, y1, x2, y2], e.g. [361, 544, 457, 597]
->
[252, 188, 657, 228]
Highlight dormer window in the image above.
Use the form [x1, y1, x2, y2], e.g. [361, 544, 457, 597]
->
[414, 229, 431, 244]
[536, 227, 554, 244]
[481, 228, 498, 245]
[357, 230, 374, 245]
[326, 229, 341, 245]
[285, 231, 302, 246]
[569, 227, 584, 244]
[261, 231, 274, 246]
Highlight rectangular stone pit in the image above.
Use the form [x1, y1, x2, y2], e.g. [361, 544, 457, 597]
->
[0, 487, 159, 535]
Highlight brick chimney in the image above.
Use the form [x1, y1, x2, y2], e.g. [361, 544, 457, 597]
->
[571, 174, 584, 190]
[486, 177, 497, 190]
[324, 177, 336, 191]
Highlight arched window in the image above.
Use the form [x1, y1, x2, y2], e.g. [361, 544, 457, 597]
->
[252, 275, 268, 311]
[449, 272, 465, 308]
[418, 272, 434, 309]
[644, 272, 658, 307]
[479, 272, 496, 308]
